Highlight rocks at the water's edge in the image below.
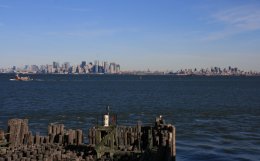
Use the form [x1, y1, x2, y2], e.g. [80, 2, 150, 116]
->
[0, 115, 175, 161]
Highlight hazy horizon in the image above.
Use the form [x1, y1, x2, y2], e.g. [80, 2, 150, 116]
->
[1, 0, 260, 71]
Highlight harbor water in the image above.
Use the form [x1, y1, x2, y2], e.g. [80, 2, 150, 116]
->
[0, 74, 260, 161]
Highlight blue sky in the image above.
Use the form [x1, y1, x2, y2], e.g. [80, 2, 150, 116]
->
[0, 0, 260, 71]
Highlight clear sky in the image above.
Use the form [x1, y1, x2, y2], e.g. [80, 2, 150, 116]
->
[0, 0, 260, 71]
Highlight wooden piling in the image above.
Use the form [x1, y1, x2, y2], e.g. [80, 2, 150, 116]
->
[76, 129, 83, 145]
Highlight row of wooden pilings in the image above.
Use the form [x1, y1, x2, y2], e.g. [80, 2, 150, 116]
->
[88, 124, 142, 151]
[6, 119, 83, 147]
[0, 119, 88, 161]
[1, 116, 176, 161]
[0, 144, 96, 161]
[87, 116, 176, 161]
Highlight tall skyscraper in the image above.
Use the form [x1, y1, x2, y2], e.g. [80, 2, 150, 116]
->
[94, 60, 99, 73]
[81, 61, 86, 68]
[104, 61, 109, 73]
[64, 62, 70, 70]
[47, 65, 53, 73]
[116, 64, 120, 73]
[109, 63, 116, 74]
[53, 61, 59, 69]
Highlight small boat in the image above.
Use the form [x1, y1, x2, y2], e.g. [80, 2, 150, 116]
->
[10, 74, 33, 81]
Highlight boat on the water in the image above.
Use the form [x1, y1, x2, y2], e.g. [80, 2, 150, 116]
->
[10, 74, 32, 81]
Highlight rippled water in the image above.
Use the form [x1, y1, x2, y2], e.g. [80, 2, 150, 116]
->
[0, 74, 260, 161]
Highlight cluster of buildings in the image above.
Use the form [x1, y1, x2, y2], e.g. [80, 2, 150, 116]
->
[0, 61, 121, 74]
[175, 66, 259, 76]
[1, 63, 259, 76]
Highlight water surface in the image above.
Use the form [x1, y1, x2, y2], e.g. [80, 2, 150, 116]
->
[0, 74, 260, 161]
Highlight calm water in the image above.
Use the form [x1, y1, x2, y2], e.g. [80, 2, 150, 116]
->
[0, 74, 260, 161]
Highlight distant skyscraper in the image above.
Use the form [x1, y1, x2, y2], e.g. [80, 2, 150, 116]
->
[31, 65, 39, 73]
[94, 60, 99, 73]
[40, 65, 47, 73]
[76, 65, 81, 73]
[109, 63, 116, 74]
[101, 61, 104, 68]
[24, 65, 29, 70]
[64, 62, 70, 70]
[104, 61, 109, 73]
[47, 65, 53, 73]
[81, 61, 86, 68]
[53, 61, 59, 69]
[116, 64, 120, 73]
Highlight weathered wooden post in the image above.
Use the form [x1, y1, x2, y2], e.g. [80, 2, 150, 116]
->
[35, 132, 40, 145]
[76, 129, 83, 145]
[7, 119, 29, 147]
[137, 121, 141, 150]
[48, 124, 52, 135]
[60, 124, 64, 135]
[171, 126, 176, 161]
[68, 129, 74, 145]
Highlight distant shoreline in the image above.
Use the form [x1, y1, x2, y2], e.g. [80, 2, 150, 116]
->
[1, 73, 260, 77]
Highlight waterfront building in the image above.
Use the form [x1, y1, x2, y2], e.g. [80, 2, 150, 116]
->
[94, 60, 99, 73]
[30, 65, 39, 73]
[12, 66, 16, 71]
[39, 65, 47, 73]
[53, 61, 59, 69]
[109, 63, 116, 74]
[87, 63, 93, 73]
[75, 65, 79, 73]
[68, 66, 74, 74]
[81, 61, 86, 68]
[104, 61, 109, 73]
[82, 65, 89, 73]
[116, 64, 120, 73]
[64, 62, 70, 70]
[47, 65, 53, 74]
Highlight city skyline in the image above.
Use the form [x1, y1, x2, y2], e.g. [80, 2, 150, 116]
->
[1, 0, 260, 71]
[1, 60, 259, 76]
[0, 60, 121, 74]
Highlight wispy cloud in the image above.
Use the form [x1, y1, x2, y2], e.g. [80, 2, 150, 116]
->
[64, 29, 118, 37]
[0, 4, 10, 8]
[65, 7, 91, 12]
[46, 27, 139, 37]
[213, 5, 260, 30]
[204, 5, 260, 41]
[50, 6, 91, 12]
